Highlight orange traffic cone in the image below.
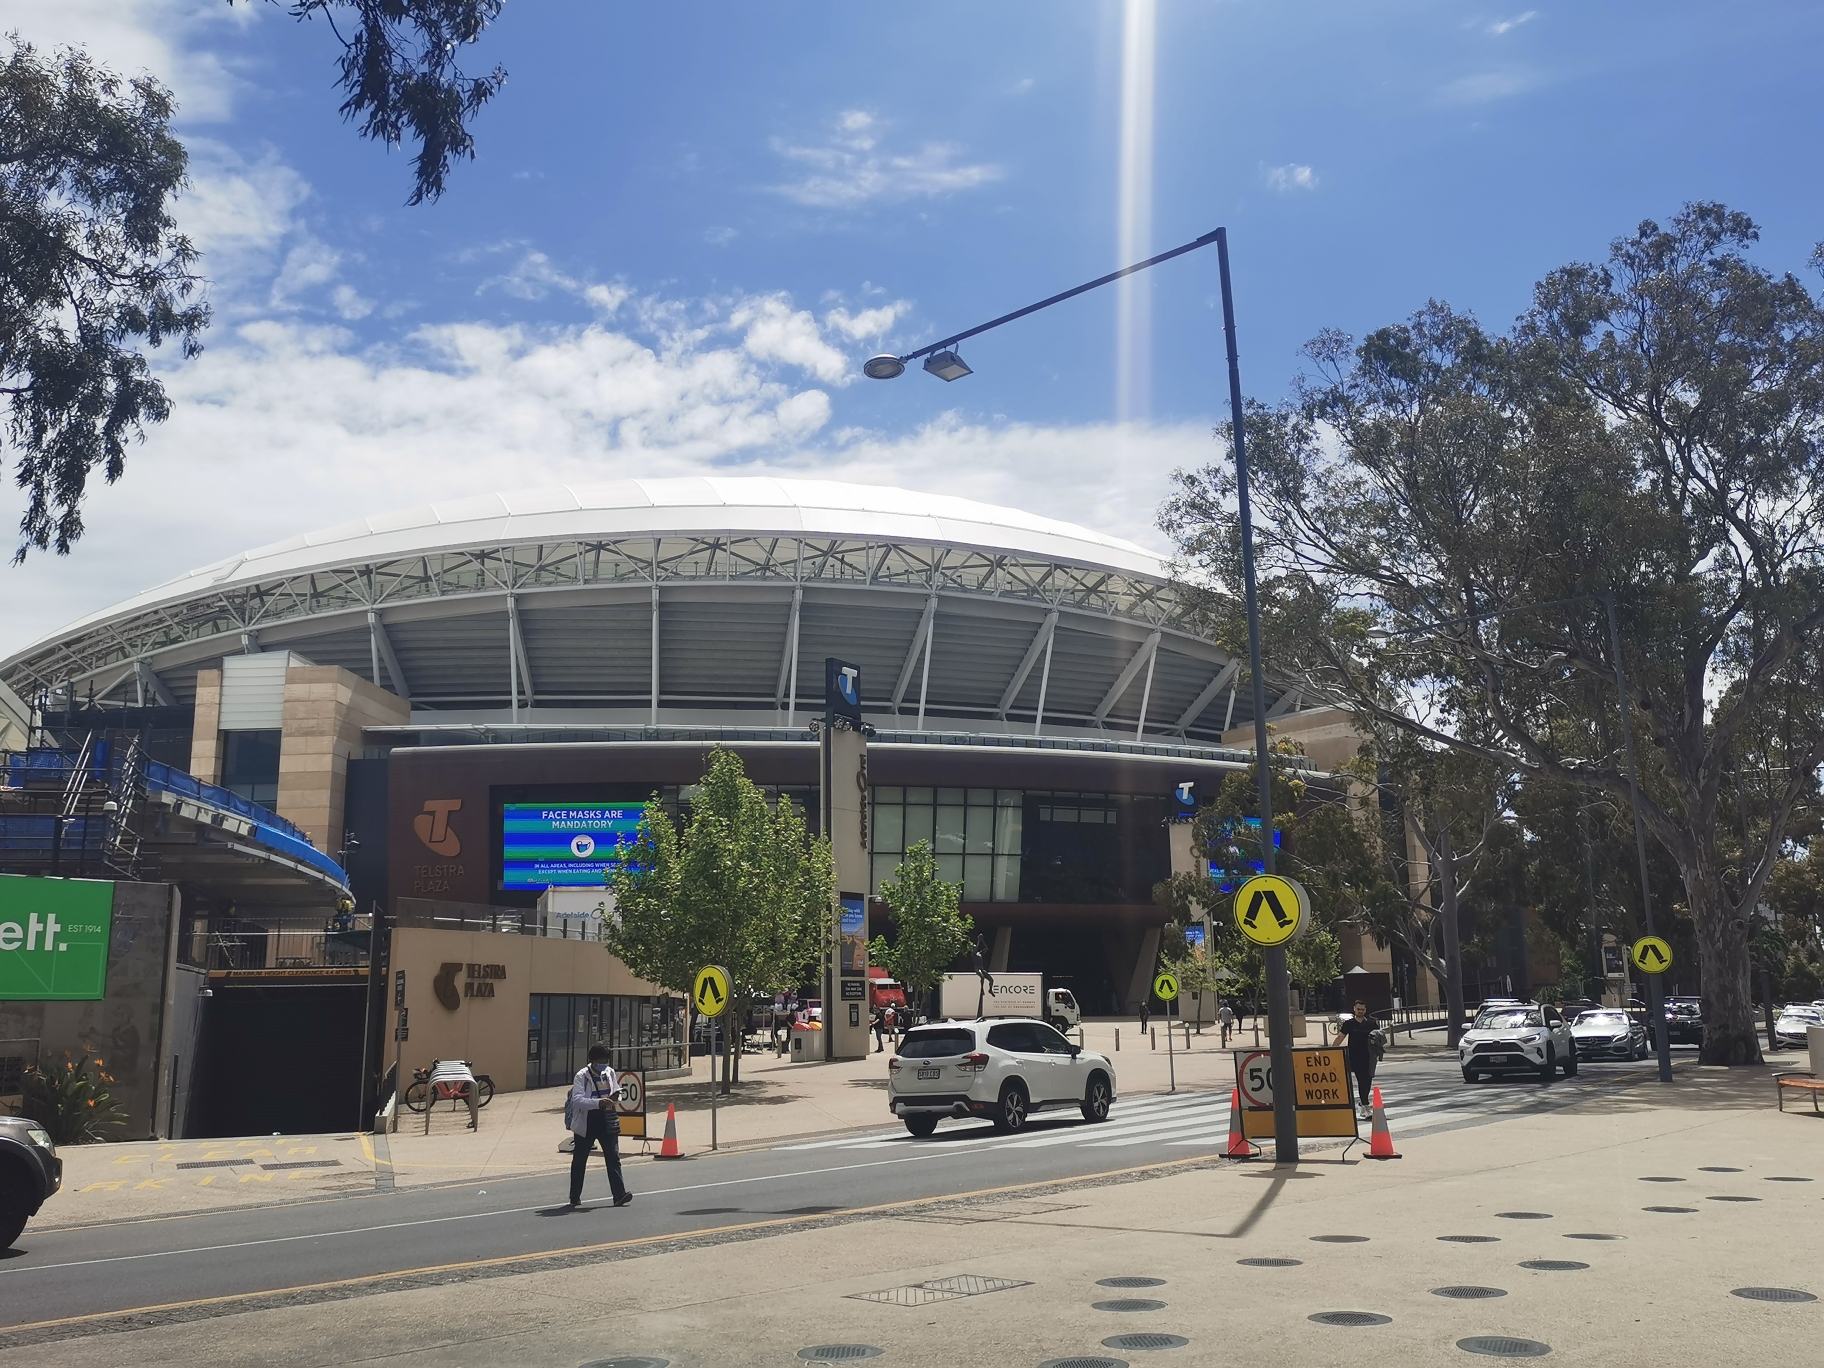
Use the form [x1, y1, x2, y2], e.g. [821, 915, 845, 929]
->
[654, 1102, 684, 1159]
[1223, 1085, 1256, 1158]
[1366, 1085, 1401, 1160]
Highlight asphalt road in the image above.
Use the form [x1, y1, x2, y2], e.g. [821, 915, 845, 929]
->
[0, 1051, 1671, 1334]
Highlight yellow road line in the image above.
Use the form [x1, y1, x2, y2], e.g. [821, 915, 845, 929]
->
[3, 1152, 1226, 1335]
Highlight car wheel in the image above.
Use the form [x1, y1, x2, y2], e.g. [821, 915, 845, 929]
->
[1562, 1049, 1578, 1077]
[1081, 1073, 1112, 1123]
[1537, 1046, 1555, 1083]
[992, 1082, 1030, 1134]
[903, 1115, 939, 1138]
[1461, 1066, 1478, 1084]
[1048, 1015, 1068, 1034]
[0, 1176, 30, 1251]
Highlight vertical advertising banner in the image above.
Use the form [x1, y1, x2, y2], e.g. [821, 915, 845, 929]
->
[825, 657, 863, 726]
[0, 876, 114, 1000]
[838, 895, 867, 975]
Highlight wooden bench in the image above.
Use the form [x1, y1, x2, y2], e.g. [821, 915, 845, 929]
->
[1775, 1072, 1824, 1114]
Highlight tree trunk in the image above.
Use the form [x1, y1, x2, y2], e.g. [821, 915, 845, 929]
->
[1439, 827, 1466, 1048]
[1683, 851, 1763, 1065]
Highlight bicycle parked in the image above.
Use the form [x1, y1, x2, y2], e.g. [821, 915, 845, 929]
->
[402, 1061, 496, 1112]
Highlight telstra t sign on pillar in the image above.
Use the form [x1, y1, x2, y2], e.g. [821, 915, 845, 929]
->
[822, 658, 870, 1062]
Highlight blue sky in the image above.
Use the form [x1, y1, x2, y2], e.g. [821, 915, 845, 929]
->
[3, 0, 1823, 650]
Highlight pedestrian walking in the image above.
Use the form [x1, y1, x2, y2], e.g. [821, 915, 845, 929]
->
[1139, 999, 1151, 1034]
[871, 1006, 886, 1053]
[1218, 1001, 1234, 1046]
[883, 1004, 899, 1049]
[1337, 1001, 1382, 1120]
[567, 1044, 633, 1209]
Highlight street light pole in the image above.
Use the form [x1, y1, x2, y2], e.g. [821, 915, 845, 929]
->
[1217, 229, 1298, 1163]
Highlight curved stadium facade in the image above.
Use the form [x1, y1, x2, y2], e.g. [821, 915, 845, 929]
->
[3, 478, 1363, 1027]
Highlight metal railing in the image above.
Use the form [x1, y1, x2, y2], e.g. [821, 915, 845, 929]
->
[204, 916, 374, 972]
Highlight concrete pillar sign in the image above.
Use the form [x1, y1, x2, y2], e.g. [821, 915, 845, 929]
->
[822, 657, 871, 1062]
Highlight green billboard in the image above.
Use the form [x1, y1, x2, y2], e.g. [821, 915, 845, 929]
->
[0, 876, 114, 1000]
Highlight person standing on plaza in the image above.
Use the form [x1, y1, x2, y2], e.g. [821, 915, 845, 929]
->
[1139, 997, 1151, 1035]
[1336, 1001, 1382, 1121]
[567, 1044, 633, 1209]
[1218, 1001, 1234, 1046]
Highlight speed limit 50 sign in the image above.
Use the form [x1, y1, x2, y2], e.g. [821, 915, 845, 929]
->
[1236, 1050, 1274, 1108]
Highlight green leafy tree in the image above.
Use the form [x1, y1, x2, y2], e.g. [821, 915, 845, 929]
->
[232, 1, 507, 204]
[1165, 204, 1824, 1065]
[867, 839, 974, 1014]
[607, 747, 834, 1091]
[0, 42, 208, 560]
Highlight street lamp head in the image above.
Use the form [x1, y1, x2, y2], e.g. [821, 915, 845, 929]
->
[1365, 626, 1395, 643]
[862, 354, 906, 380]
[922, 349, 972, 382]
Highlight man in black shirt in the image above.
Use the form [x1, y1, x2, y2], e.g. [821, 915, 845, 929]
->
[1336, 1001, 1382, 1120]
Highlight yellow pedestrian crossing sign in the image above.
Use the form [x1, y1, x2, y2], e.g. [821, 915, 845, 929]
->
[1631, 936, 1673, 975]
[1233, 874, 1309, 948]
[1152, 971, 1180, 1002]
[693, 964, 731, 1017]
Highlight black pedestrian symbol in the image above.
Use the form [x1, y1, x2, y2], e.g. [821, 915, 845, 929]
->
[698, 978, 725, 1010]
[1640, 943, 1667, 967]
[1241, 888, 1293, 932]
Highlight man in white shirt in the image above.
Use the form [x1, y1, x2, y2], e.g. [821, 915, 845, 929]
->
[568, 1043, 633, 1209]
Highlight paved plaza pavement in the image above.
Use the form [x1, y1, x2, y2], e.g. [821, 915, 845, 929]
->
[6, 1055, 1815, 1368]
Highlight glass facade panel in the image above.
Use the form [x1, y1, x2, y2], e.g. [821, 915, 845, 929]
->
[905, 787, 934, 804]
[936, 852, 964, 885]
[872, 852, 900, 893]
[874, 803, 904, 853]
[936, 787, 966, 804]
[964, 804, 994, 854]
[992, 855, 1021, 901]
[875, 786, 904, 803]
[963, 854, 992, 901]
[967, 788, 995, 804]
[994, 803, 1023, 855]
[904, 803, 934, 848]
[934, 805, 966, 854]
[526, 992, 684, 1089]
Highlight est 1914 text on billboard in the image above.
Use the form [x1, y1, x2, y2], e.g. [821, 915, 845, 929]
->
[0, 875, 114, 1001]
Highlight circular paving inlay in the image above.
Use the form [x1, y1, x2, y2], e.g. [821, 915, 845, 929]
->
[1439, 1235, 1500, 1244]
[1433, 1286, 1507, 1300]
[1495, 1212, 1552, 1220]
[1309, 1311, 1392, 1327]
[798, 1348, 884, 1363]
[1101, 1335, 1190, 1352]
[1638, 1176, 1684, 1183]
[1039, 1359, 1127, 1368]
[1731, 1287, 1817, 1303]
[1458, 1337, 1552, 1358]
[1698, 1166, 1742, 1173]
[1097, 1277, 1166, 1288]
[1237, 1257, 1302, 1267]
[1093, 1299, 1167, 1314]
[1519, 1260, 1589, 1272]
[1563, 1233, 1624, 1241]
[1708, 1194, 1761, 1202]
[1310, 1234, 1370, 1243]
[1642, 1205, 1697, 1213]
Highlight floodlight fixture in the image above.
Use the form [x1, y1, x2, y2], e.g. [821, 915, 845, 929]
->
[923, 350, 972, 382]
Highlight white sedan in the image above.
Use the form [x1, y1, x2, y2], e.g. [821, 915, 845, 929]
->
[887, 1019, 1116, 1137]
[1460, 1003, 1578, 1083]
[1772, 1006, 1824, 1051]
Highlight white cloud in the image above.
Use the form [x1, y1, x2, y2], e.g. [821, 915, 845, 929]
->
[729, 295, 851, 385]
[1440, 71, 1534, 103]
[1489, 11, 1538, 36]
[330, 285, 374, 321]
[823, 301, 912, 342]
[1266, 164, 1319, 192]
[772, 110, 1003, 208]
[704, 226, 738, 246]
[270, 239, 341, 307]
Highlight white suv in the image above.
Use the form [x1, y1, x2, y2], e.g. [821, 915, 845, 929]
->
[1460, 1002, 1578, 1083]
[888, 1020, 1116, 1137]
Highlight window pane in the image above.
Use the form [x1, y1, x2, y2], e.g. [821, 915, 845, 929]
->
[963, 854, 992, 901]
[935, 805, 966, 854]
[936, 853, 964, 886]
[905, 787, 934, 804]
[936, 787, 966, 805]
[992, 855, 1021, 902]
[872, 853, 899, 895]
[996, 789, 1021, 807]
[873, 804, 904, 853]
[904, 804, 934, 848]
[965, 805, 994, 854]
[967, 788, 994, 804]
[874, 786, 904, 803]
[994, 803, 1023, 855]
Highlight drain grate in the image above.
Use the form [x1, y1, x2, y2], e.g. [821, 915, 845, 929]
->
[1038, 1359, 1127, 1368]
[1519, 1260, 1588, 1272]
[1707, 1195, 1760, 1202]
[1638, 1176, 1684, 1183]
[1458, 1337, 1551, 1358]
[1310, 1234, 1369, 1243]
[1309, 1311, 1391, 1327]
[580, 1360, 668, 1368]
[1698, 1166, 1741, 1173]
[1439, 1235, 1500, 1244]
[850, 1274, 1030, 1307]
[1563, 1233, 1623, 1241]
[1101, 1335, 1189, 1352]
[1764, 1175, 1813, 1182]
[904, 1200, 1086, 1226]
[174, 1158, 254, 1169]
[1731, 1287, 1817, 1303]
[1643, 1206, 1697, 1213]
[798, 1347, 884, 1362]
[1432, 1286, 1507, 1300]
[679, 1207, 742, 1215]
[1237, 1257, 1301, 1267]
[1494, 1212, 1552, 1220]
[1094, 1299, 1166, 1313]
[1097, 1277, 1166, 1288]
[259, 1159, 343, 1170]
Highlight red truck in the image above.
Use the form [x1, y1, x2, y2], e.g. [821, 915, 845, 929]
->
[867, 966, 911, 1017]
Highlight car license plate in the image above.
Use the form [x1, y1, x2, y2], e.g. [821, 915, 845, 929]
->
[1494, 1055, 1515, 1064]
[917, 1067, 941, 1080]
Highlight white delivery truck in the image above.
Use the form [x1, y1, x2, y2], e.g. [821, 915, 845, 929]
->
[939, 972, 1082, 1033]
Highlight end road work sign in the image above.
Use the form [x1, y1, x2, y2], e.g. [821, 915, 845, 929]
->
[0, 875, 114, 1000]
